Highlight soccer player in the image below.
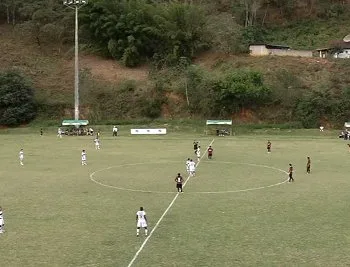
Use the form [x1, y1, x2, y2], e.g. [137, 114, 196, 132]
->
[94, 138, 100, 150]
[175, 173, 184, 193]
[196, 146, 201, 162]
[40, 128, 43, 136]
[207, 146, 213, 159]
[306, 157, 311, 174]
[0, 206, 4, 233]
[186, 158, 191, 174]
[81, 150, 87, 165]
[136, 207, 148, 237]
[96, 131, 101, 139]
[19, 149, 24, 166]
[189, 159, 196, 176]
[267, 140, 271, 153]
[112, 126, 118, 136]
[57, 128, 63, 138]
[193, 141, 199, 155]
[288, 164, 294, 182]
[348, 144, 350, 152]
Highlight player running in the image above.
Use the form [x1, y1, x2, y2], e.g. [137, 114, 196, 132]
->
[288, 164, 294, 182]
[186, 158, 191, 174]
[207, 146, 213, 159]
[19, 149, 24, 166]
[196, 146, 201, 162]
[81, 150, 87, 165]
[193, 141, 199, 155]
[57, 128, 63, 138]
[94, 138, 100, 150]
[267, 140, 271, 153]
[189, 159, 196, 176]
[175, 173, 184, 193]
[306, 157, 311, 174]
[136, 207, 148, 237]
[0, 206, 4, 233]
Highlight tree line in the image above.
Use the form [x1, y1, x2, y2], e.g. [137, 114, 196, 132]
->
[1, 0, 348, 65]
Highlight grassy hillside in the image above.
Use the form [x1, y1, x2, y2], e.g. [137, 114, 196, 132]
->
[265, 16, 350, 49]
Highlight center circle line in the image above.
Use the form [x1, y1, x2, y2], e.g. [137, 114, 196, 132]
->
[89, 161, 289, 194]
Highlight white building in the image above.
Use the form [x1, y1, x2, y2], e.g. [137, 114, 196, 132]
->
[249, 44, 313, 58]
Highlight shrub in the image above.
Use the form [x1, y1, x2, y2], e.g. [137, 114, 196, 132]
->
[0, 71, 37, 126]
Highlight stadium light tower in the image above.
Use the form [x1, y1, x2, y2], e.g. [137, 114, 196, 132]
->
[63, 0, 88, 121]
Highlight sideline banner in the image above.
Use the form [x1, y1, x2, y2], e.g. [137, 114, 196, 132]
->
[131, 129, 167, 135]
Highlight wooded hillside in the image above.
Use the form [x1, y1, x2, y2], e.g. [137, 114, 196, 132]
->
[1, 0, 350, 127]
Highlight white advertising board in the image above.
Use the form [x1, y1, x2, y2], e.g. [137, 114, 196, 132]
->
[131, 129, 167, 135]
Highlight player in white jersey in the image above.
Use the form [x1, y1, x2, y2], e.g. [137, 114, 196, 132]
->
[81, 150, 87, 165]
[0, 206, 4, 233]
[94, 138, 100, 150]
[19, 149, 24, 165]
[136, 207, 148, 237]
[186, 158, 191, 174]
[196, 146, 201, 162]
[57, 128, 63, 138]
[189, 159, 196, 176]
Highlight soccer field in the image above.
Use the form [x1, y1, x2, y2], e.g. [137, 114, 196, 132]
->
[1, 131, 350, 267]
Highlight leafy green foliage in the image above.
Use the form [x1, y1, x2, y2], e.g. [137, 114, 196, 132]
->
[215, 70, 271, 115]
[81, 0, 209, 67]
[295, 87, 350, 128]
[0, 71, 36, 126]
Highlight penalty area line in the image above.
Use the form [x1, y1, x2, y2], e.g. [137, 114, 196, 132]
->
[126, 138, 215, 267]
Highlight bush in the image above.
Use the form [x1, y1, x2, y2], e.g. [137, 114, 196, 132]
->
[0, 71, 37, 126]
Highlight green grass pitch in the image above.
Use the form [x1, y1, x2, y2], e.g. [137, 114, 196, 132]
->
[1, 132, 350, 266]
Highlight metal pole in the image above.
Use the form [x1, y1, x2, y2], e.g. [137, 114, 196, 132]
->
[74, 5, 79, 120]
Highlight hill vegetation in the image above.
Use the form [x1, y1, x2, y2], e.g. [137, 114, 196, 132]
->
[1, 0, 350, 127]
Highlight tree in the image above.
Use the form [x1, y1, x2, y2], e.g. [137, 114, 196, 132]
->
[215, 70, 271, 115]
[0, 71, 36, 126]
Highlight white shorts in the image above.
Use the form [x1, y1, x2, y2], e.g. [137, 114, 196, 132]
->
[190, 167, 196, 172]
[137, 220, 147, 228]
[82, 156, 86, 161]
[0, 219, 3, 225]
[19, 156, 24, 160]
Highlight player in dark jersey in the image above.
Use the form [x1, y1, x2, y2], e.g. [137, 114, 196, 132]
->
[267, 140, 271, 153]
[288, 164, 294, 182]
[40, 128, 43, 136]
[306, 157, 311, 174]
[207, 146, 213, 159]
[193, 141, 199, 155]
[175, 173, 184, 193]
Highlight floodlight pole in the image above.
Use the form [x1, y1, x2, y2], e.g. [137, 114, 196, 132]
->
[63, 0, 88, 121]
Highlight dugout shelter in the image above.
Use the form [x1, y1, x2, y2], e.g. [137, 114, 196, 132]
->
[206, 120, 233, 136]
[61, 120, 89, 136]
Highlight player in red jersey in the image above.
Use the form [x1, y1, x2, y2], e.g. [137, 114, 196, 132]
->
[288, 164, 294, 182]
[207, 146, 213, 159]
[267, 140, 271, 153]
[174, 173, 184, 193]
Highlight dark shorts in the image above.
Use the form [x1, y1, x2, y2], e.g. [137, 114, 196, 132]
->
[176, 183, 182, 189]
[289, 173, 293, 178]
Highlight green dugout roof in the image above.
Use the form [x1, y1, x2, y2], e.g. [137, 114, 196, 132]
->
[62, 120, 89, 126]
[206, 120, 232, 125]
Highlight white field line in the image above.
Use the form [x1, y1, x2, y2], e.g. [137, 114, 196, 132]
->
[90, 161, 289, 194]
[89, 162, 181, 194]
[126, 139, 215, 267]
